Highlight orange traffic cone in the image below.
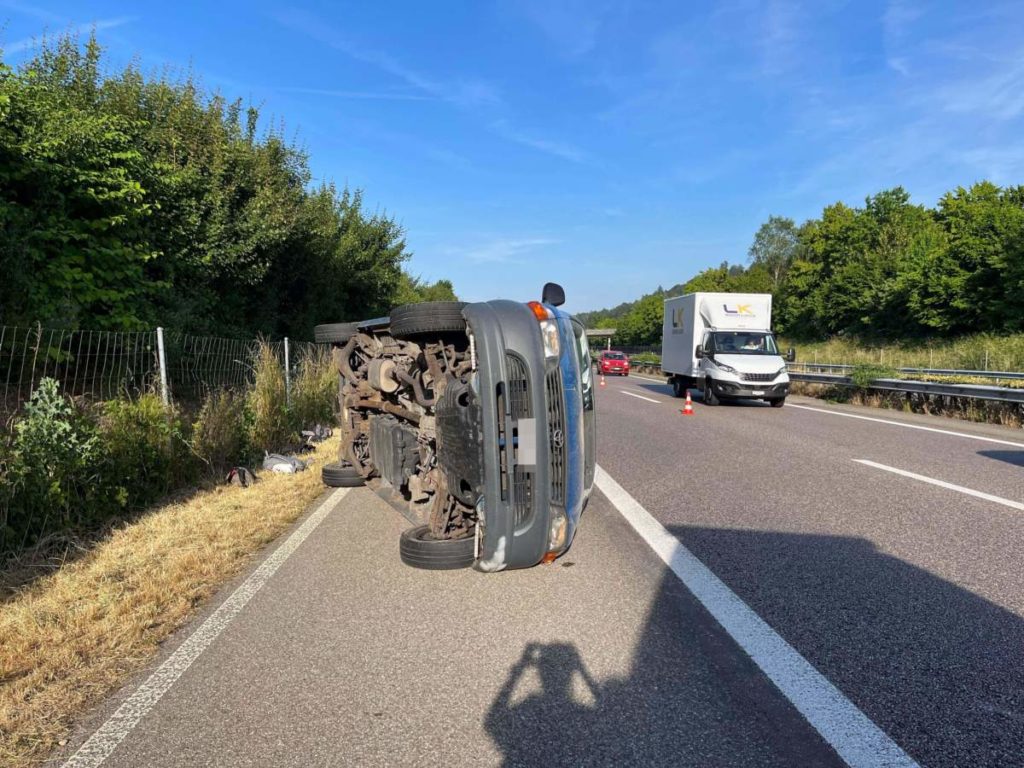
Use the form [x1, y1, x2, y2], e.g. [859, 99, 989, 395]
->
[681, 390, 694, 416]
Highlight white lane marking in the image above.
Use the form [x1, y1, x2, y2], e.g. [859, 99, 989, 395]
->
[853, 460, 1024, 511]
[594, 466, 918, 768]
[789, 403, 1024, 448]
[621, 390, 662, 404]
[626, 373, 669, 385]
[62, 488, 351, 768]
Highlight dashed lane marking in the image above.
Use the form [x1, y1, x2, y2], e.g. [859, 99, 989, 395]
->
[854, 459, 1024, 511]
[621, 390, 662, 404]
[789, 403, 1024, 448]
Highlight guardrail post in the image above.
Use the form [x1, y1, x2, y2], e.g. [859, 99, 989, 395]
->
[284, 336, 291, 407]
[156, 327, 169, 406]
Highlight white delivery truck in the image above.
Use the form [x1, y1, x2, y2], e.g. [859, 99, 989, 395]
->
[661, 292, 794, 407]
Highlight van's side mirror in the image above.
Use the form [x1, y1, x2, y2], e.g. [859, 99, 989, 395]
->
[542, 282, 565, 307]
[786, 347, 796, 363]
[695, 344, 704, 359]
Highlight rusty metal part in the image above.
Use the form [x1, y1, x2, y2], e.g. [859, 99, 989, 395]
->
[396, 368, 436, 407]
[350, 398, 422, 424]
[368, 358, 400, 393]
[334, 336, 359, 381]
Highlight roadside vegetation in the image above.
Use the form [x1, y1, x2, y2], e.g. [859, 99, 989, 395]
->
[0, 434, 340, 768]
[0, 342, 335, 558]
[0, 34, 454, 339]
[581, 186, 1024, 357]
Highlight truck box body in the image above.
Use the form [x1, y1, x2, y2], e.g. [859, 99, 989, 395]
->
[662, 293, 773, 377]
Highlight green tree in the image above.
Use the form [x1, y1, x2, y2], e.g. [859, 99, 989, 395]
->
[748, 216, 797, 290]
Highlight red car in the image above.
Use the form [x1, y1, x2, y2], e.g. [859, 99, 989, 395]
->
[598, 350, 630, 376]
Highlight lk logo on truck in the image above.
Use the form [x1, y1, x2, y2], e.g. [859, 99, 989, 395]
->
[723, 304, 755, 316]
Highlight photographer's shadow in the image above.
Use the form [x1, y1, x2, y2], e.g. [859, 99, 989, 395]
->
[485, 642, 611, 766]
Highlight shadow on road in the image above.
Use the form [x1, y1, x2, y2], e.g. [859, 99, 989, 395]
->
[977, 449, 1024, 467]
[486, 525, 1024, 767]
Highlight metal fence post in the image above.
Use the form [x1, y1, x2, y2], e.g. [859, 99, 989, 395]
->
[284, 336, 291, 407]
[156, 327, 169, 406]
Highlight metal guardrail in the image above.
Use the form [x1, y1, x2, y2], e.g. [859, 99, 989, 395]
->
[788, 363, 1024, 382]
[787, 372, 1024, 404]
[627, 363, 1024, 405]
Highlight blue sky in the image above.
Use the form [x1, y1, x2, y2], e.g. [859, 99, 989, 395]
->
[3, 1, 1024, 313]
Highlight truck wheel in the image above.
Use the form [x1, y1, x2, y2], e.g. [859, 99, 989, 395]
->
[770, 397, 786, 408]
[389, 302, 467, 339]
[671, 377, 686, 398]
[314, 322, 359, 343]
[322, 462, 365, 487]
[399, 525, 475, 570]
[704, 378, 719, 406]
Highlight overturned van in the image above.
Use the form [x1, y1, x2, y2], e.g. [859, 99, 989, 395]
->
[315, 284, 596, 572]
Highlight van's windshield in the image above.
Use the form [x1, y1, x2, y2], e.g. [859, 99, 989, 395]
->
[708, 332, 778, 355]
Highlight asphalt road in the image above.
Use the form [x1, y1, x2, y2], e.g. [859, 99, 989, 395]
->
[55, 377, 1024, 767]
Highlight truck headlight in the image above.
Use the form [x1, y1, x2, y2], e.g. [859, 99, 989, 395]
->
[539, 320, 560, 359]
[775, 366, 787, 377]
[715, 361, 737, 374]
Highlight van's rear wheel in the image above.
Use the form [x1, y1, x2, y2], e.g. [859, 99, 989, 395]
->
[399, 525, 475, 570]
[389, 302, 467, 339]
[672, 377, 686, 398]
[314, 322, 359, 344]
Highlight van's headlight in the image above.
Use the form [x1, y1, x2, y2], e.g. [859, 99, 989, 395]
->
[539, 320, 560, 359]
[528, 301, 560, 359]
[544, 509, 568, 560]
[775, 366, 787, 377]
[715, 361, 737, 374]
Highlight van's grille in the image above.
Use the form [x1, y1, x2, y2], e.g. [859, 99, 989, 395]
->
[545, 367, 566, 505]
[505, 354, 532, 418]
[513, 467, 534, 526]
[742, 372, 775, 383]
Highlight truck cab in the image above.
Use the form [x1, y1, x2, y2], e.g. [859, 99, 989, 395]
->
[696, 329, 790, 407]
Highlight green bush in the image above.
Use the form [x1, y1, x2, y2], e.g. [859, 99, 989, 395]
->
[290, 348, 338, 430]
[192, 390, 248, 473]
[850, 364, 898, 389]
[1, 378, 101, 550]
[245, 343, 295, 453]
[99, 393, 188, 509]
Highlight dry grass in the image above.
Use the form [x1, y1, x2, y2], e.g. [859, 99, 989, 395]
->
[0, 436, 339, 768]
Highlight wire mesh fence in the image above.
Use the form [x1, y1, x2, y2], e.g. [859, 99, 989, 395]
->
[0, 324, 322, 419]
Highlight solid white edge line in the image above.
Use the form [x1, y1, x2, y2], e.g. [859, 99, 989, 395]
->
[62, 487, 351, 768]
[789, 403, 1024, 448]
[621, 390, 662, 404]
[853, 460, 1024, 511]
[594, 465, 918, 768]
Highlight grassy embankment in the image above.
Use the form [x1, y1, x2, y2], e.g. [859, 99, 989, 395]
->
[0, 435, 339, 768]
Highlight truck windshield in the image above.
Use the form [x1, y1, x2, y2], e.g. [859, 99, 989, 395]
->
[710, 332, 778, 355]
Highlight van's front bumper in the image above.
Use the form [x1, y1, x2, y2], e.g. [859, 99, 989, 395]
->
[709, 378, 789, 399]
[464, 301, 577, 572]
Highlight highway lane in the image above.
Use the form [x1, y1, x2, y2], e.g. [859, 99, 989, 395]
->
[595, 374, 1024, 767]
[56, 486, 843, 768]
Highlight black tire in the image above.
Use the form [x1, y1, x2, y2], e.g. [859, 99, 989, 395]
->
[399, 525, 475, 570]
[315, 322, 359, 344]
[322, 462, 365, 487]
[770, 397, 786, 408]
[704, 377, 719, 406]
[672, 377, 686, 398]
[389, 302, 467, 339]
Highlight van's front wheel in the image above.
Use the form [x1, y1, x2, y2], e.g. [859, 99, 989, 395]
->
[399, 525, 475, 570]
[770, 397, 786, 408]
[703, 378, 719, 406]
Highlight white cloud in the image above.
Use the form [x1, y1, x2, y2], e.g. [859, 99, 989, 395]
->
[490, 119, 587, 163]
[3, 15, 135, 55]
[441, 237, 560, 264]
